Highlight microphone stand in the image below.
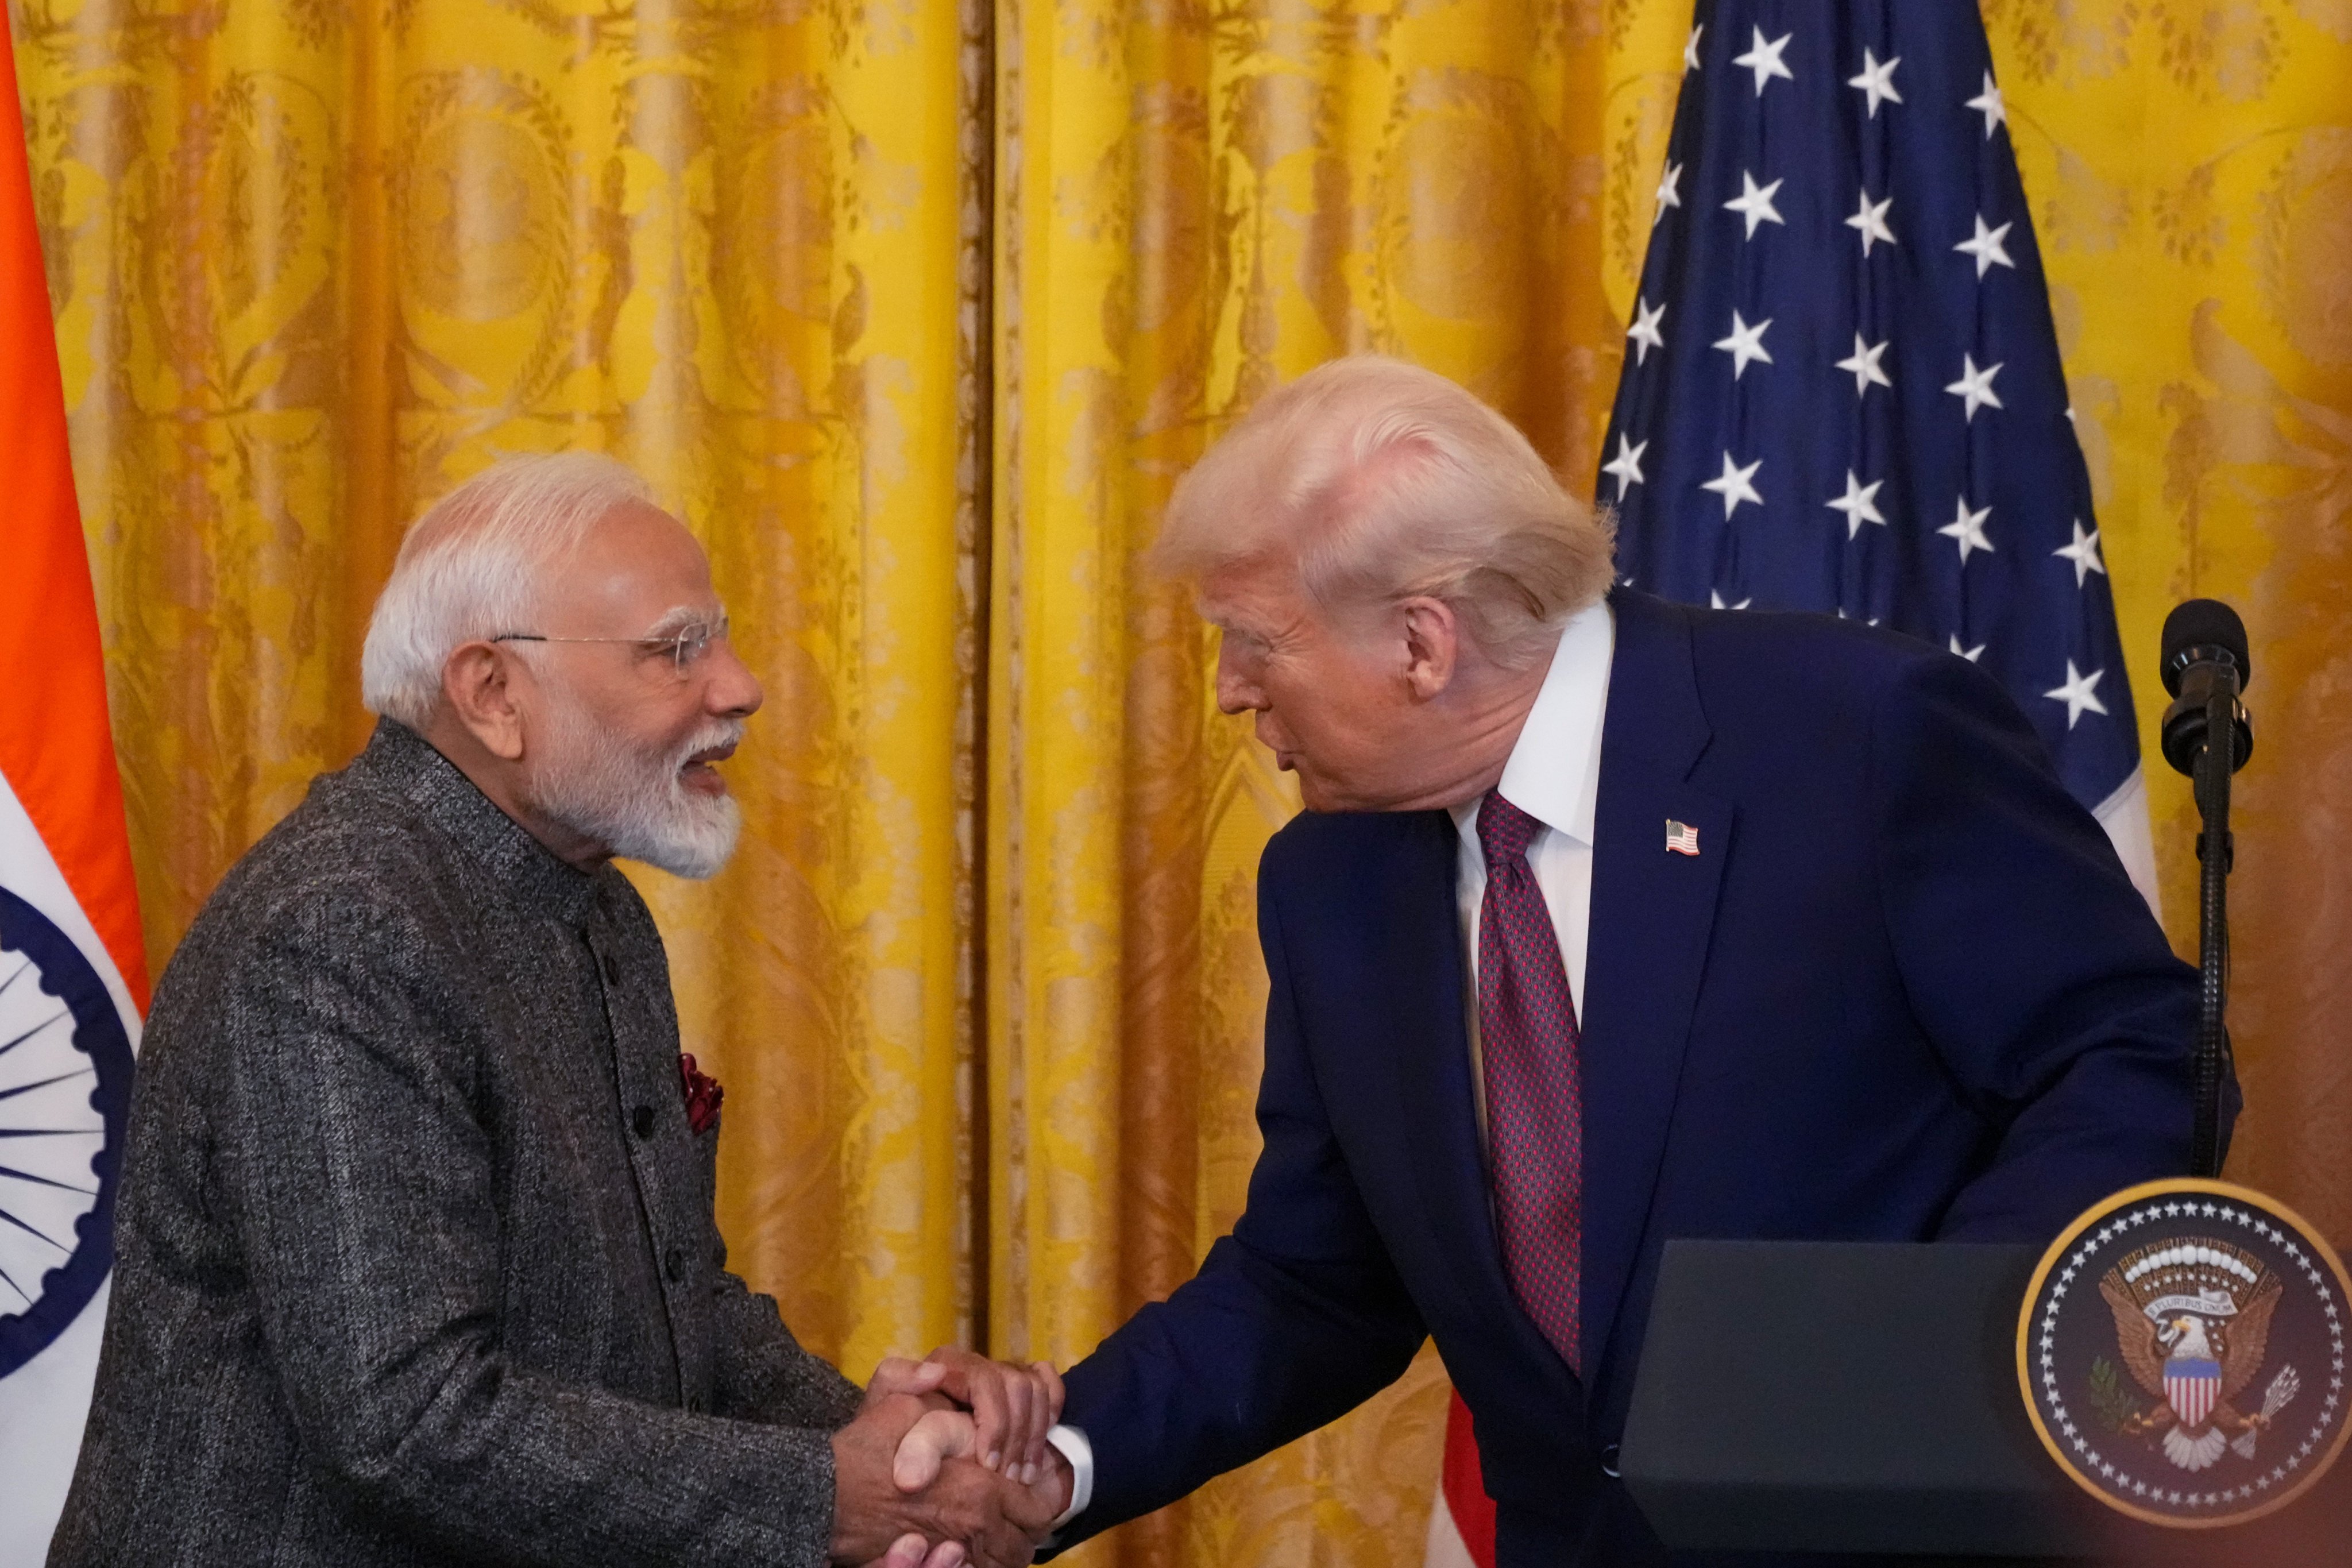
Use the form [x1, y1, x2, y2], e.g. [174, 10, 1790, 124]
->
[2189, 681, 2238, 1178]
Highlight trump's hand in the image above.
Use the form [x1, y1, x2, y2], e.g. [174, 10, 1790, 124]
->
[916, 1346, 1065, 1483]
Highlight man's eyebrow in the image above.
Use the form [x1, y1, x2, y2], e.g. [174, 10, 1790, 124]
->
[641, 604, 723, 639]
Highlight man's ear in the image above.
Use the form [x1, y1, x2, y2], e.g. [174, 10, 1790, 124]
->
[1398, 597, 1460, 701]
[441, 642, 528, 762]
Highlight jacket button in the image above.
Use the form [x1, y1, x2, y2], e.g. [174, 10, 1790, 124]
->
[1600, 1443, 1622, 1479]
[665, 1247, 683, 1283]
[600, 951, 620, 986]
[631, 1104, 656, 1140]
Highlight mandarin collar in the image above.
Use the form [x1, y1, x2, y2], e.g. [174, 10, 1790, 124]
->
[351, 718, 606, 929]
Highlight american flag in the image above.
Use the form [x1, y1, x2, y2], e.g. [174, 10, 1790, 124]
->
[1600, 0, 2145, 833]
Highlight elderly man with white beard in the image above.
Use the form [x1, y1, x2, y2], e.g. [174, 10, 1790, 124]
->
[51, 455, 1073, 1568]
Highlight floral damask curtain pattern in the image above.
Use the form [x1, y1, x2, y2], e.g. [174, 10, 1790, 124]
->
[983, 3, 1684, 1562]
[13, 0, 988, 1373]
[1975, 0, 2352, 1247]
[16, 1, 2352, 1566]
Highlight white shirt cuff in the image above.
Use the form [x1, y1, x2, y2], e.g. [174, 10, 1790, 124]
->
[1043, 1424, 1093, 1531]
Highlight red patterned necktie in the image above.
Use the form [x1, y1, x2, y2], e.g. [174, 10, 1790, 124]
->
[1476, 789, 1584, 1374]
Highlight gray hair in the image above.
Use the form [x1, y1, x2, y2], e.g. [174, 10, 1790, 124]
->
[1155, 356, 1616, 666]
[360, 453, 655, 727]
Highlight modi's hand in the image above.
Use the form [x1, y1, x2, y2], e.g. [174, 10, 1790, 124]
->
[887, 1405, 1071, 1547]
[834, 1376, 1041, 1568]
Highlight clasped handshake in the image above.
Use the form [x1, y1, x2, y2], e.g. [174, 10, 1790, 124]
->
[830, 1347, 1071, 1568]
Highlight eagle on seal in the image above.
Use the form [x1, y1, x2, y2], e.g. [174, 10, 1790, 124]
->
[2101, 1270, 2287, 1472]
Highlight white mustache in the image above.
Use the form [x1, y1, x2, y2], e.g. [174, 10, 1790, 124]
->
[670, 721, 746, 774]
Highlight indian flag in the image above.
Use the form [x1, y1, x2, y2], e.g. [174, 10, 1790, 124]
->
[0, 10, 148, 1563]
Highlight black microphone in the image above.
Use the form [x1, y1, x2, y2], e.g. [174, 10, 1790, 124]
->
[2158, 598, 2253, 1178]
[2158, 598, 2253, 777]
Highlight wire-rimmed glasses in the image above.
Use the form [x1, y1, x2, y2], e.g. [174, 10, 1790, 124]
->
[490, 613, 731, 678]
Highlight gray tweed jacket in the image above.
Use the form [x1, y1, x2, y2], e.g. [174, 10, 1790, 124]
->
[51, 720, 863, 1566]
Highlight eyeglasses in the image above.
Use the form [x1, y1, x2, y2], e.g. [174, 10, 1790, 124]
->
[491, 613, 731, 677]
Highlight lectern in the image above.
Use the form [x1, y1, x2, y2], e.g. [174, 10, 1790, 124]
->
[1617, 1240, 2349, 1563]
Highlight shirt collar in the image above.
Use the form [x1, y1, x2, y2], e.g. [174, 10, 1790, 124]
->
[352, 717, 606, 928]
[1447, 596, 1615, 848]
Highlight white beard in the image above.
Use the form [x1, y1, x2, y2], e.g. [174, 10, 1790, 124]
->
[527, 684, 744, 880]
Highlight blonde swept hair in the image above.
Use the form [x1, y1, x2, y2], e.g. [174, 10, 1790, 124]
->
[1156, 357, 1616, 666]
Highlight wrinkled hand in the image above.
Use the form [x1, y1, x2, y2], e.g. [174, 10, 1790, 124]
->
[834, 1361, 1048, 1568]
[914, 1346, 1065, 1483]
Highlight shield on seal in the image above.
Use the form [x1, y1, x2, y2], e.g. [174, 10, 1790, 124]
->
[2165, 1357, 2222, 1430]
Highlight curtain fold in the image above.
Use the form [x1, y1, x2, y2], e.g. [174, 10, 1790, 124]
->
[16, 2, 2352, 1566]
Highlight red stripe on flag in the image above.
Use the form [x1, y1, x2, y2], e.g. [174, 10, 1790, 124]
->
[1, 9, 148, 1008]
[1441, 1388, 1499, 1568]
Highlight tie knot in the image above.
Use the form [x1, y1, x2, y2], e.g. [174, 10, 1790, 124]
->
[1478, 790, 1543, 867]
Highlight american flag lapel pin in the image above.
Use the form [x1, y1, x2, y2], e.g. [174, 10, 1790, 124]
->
[1664, 819, 1700, 856]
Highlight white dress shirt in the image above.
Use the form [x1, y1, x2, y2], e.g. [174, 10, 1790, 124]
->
[1051, 600, 1615, 1529]
[1447, 598, 1616, 1134]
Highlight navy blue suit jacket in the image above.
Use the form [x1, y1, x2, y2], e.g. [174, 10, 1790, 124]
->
[1053, 589, 2217, 1566]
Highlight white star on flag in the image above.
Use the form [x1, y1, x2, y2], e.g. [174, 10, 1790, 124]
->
[2044, 660, 2109, 728]
[1939, 496, 1995, 561]
[1709, 589, 1752, 611]
[1724, 170, 1787, 238]
[1848, 49, 1902, 116]
[1836, 333, 1893, 397]
[1712, 310, 1774, 378]
[1602, 435, 1648, 499]
[1967, 70, 2007, 137]
[1955, 214, 2016, 277]
[1945, 353, 2005, 420]
[1733, 26, 1795, 96]
[1596, 3, 2146, 858]
[2054, 520, 2106, 585]
[1627, 296, 1666, 363]
[1826, 470, 1886, 537]
[1846, 189, 1897, 256]
[1701, 452, 1764, 517]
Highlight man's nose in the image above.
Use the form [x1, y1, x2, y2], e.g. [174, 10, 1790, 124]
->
[703, 641, 764, 719]
[1215, 655, 1266, 716]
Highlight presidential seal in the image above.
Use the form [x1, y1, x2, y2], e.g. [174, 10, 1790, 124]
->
[2018, 1179, 2351, 1528]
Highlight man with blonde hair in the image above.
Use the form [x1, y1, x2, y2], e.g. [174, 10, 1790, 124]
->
[53, 455, 1072, 1568]
[1027, 358, 2212, 1565]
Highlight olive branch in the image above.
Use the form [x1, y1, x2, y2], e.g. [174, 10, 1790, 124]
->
[2086, 1358, 2144, 1433]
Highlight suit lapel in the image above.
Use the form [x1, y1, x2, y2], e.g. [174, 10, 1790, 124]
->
[1579, 590, 1731, 1385]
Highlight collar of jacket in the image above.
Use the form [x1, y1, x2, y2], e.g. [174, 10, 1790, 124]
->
[351, 717, 606, 929]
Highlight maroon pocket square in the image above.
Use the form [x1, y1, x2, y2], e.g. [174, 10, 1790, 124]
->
[679, 1053, 724, 1135]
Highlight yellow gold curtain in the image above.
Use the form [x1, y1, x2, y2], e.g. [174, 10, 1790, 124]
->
[16, 0, 987, 1373]
[1976, 0, 2352, 1250]
[18, 1, 2352, 1566]
[983, 3, 1677, 1562]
